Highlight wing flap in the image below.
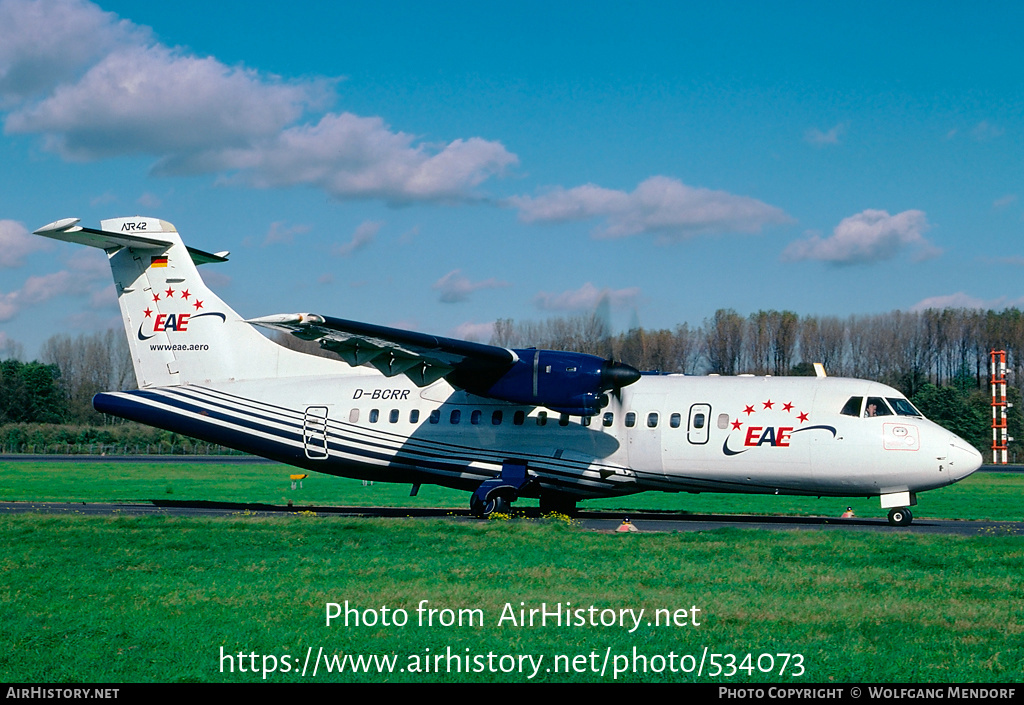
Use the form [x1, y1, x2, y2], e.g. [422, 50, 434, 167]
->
[248, 313, 512, 387]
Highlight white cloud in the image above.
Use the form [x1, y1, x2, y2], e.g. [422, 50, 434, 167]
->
[781, 209, 939, 265]
[0, 219, 51, 267]
[0, 0, 147, 107]
[509, 176, 790, 240]
[533, 282, 640, 312]
[993, 194, 1018, 209]
[262, 221, 310, 246]
[334, 220, 382, 257]
[0, 266, 108, 321]
[805, 123, 846, 146]
[6, 44, 330, 162]
[909, 292, 1024, 312]
[971, 121, 1004, 141]
[1, 0, 516, 204]
[432, 270, 509, 303]
[450, 321, 495, 342]
[217, 113, 517, 203]
[137, 192, 162, 209]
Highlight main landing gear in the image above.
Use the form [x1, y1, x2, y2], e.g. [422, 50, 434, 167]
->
[468, 461, 582, 519]
[469, 460, 533, 518]
[887, 507, 913, 526]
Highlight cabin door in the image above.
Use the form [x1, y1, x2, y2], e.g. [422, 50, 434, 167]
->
[625, 393, 665, 474]
[303, 406, 329, 460]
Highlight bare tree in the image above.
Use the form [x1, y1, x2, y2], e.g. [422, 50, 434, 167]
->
[704, 309, 745, 375]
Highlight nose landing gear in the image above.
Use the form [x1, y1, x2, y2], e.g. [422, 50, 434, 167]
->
[887, 507, 913, 526]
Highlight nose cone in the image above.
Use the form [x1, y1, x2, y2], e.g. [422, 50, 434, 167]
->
[601, 360, 641, 390]
[948, 436, 983, 481]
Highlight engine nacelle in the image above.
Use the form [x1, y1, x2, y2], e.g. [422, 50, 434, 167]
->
[476, 349, 640, 416]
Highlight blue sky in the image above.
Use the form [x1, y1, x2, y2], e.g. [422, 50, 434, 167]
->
[1, 0, 1022, 358]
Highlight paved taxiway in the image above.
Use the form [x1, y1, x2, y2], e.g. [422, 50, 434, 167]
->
[2, 455, 1020, 535]
[0, 500, 1019, 536]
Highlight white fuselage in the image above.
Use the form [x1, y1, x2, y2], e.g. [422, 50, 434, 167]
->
[96, 371, 983, 503]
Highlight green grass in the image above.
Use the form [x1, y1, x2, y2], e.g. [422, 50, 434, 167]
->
[1, 460, 1021, 683]
[0, 513, 1021, 683]
[1, 459, 1021, 521]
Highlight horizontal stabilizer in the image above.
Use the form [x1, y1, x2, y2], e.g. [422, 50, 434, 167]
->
[34, 217, 228, 265]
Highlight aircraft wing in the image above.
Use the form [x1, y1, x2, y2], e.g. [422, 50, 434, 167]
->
[247, 313, 518, 387]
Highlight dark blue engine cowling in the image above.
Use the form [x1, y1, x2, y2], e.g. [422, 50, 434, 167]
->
[480, 349, 640, 415]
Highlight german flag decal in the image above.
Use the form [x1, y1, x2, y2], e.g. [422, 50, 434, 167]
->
[150, 256, 168, 268]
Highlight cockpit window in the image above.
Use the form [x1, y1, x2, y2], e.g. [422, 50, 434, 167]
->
[887, 397, 923, 417]
[840, 396, 863, 417]
[864, 397, 894, 417]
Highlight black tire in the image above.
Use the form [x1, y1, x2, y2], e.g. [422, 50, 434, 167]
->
[470, 493, 510, 518]
[887, 507, 913, 526]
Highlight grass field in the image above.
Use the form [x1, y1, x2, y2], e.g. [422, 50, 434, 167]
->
[1, 460, 1022, 683]
[1, 459, 1022, 521]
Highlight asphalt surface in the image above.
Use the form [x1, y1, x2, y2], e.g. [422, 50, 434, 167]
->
[1, 500, 1019, 536]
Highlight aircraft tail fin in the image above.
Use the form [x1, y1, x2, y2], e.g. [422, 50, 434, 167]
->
[34, 216, 339, 388]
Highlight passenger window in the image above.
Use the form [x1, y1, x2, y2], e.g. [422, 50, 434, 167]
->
[840, 397, 863, 417]
[537, 411, 548, 426]
[349, 409, 359, 423]
[625, 412, 636, 428]
[603, 412, 614, 427]
[389, 409, 399, 423]
[429, 409, 440, 424]
[471, 410, 482, 425]
[670, 413, 681, 429]
[717, 413, 729, 430]
[450, 409, 461, 424]
[410, 410, 420, 424]
[492, 410, 503, 425]
[369, 409, 379, 423]
[693, 413, 706, 429]
[647, 413, 658, 428]
[514, 410, 525, 426]
[864, 397, 893, 417]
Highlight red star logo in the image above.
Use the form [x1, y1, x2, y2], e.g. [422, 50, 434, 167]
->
[181, 289, 190, 299]
[193, 299, 204, 310]
[743, 405, 755, 415]
[783, 402, 794, 412]
[165, 287, 174, 297]
[143, 308, 153, 318]
[152, 293, 161, 302]
[763, 399, 774, 410]
[731, 419, 743, 430]
[797, 412, 809, 423]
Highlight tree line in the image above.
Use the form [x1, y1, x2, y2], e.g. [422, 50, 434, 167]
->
[493, 307, 1024, 396]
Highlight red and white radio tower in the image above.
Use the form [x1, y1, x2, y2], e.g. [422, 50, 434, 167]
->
[990, 350, 1009, 464]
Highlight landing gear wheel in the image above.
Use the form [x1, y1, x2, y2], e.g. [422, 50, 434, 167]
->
[887, 507, 913, 526]
[470, 493, 510, 518]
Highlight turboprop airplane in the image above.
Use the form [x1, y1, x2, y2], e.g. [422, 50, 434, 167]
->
[35, 216, 984, 526]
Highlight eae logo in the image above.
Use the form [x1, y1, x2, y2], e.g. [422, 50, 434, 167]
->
[722, 398, 835, 457]
[135, 286, 225, 340]
[742, 426, 794, 447]
[152, 313, 189, 332]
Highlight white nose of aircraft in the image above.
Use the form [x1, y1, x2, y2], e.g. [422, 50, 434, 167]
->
[947, 436, 984, 481]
